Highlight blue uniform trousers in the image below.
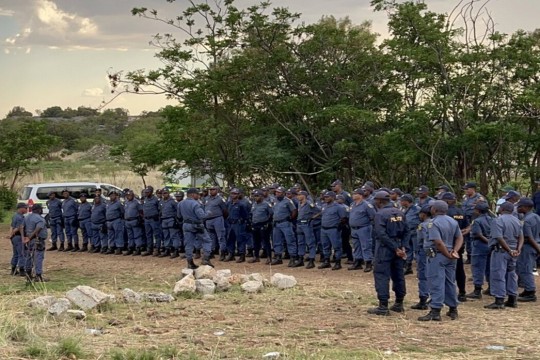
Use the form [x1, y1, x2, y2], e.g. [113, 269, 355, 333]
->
[206, 217, 226, 252]
[49, 217, 65, 245]
[63, 216, 79, 246]
[313, 226, 321, 253]
[297, 223, 315, 259]
[125, 219, 143, 248]
[416, 248, 429, 298]
[144, 218, 163, 250]
[404, 232, 417, 264]
[79, 219, 92, 245]
[252, 223, 271, 258]
[24, 238, 45, 275]
[517, 244, 537, 292]
[427, 253, 457, 309]
[11, 235, 24, 268]
[226, 223, 247, 256]
[351, 226, 373, 261]
[183, 224, 212, 260]
[471, 240, 491, 287]
[91, 222, 107, 248]
[490, 250, 518, 298]
[373, 244, 406, 302]
[320, 227, 341, 260]
[273, 221, 297, 257]
[161, 218, 179, 249]
[107, 218, 124, 249]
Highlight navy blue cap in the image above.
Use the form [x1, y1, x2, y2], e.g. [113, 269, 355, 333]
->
[47, 191, 56, 196]
[500, 202, 514, 213]
[374, 191, 390, 200]
[431, 200, 448, 213]
[364, 181, 375, 188]
[252, 189, 264, 196]
[331, 180, 343, 187]
[462, 182, 477, 189]
[379, 187, 391, 193]
[31, 203, 42, 211]
[174, 191, 184, 197]
[440, 192, 456, 201]
[516, 198, 534, 207]
[145, 186, 154, 192]
[80, 193, 88, 198]
[361, 185, 374, 192]
[416, 185, 429, 193]
[420, 204, 432, 214]
[436, 185, 450, 191]
[17, 202, 28, 209]
[324, 191, 336, 198]
[400, 194, 414, 203]
[390, 188, 403, 196]
[297, 190, 308, 197]
[286, 188, 298, 195]
[336, 194, 345, 200]
[504, 190, 521, 200]
[475, 202, 489, 211]
[229, 188, 240, 194]
[275, 186, 286, 193]
[352, 188, 365, 196]
[186, 188, 198, 195]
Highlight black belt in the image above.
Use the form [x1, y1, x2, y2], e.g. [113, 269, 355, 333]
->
[161, 217, 174, 220]
[322, 226, 338, 230]
[107, 217, 121, 221]
[206, 216, 223, 220]
[51, 216, 62, 220]
[92, 221, 106, 225]
[351, 225, 369, 230]
[125, 217, 138, 221]
[184, 219, 202, 225]
[274, 219, 290, 224]
[144, 215, 159, 220]
[228, 219, 245, 224]
[298, 220, 310, 224]
[78, 217, 90, 221]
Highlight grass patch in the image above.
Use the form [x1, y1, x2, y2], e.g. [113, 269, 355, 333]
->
[109, 346, 187, 360]
[55, 337, 89, 358]
[22, 337, 90, 359]
[440, 346, 471, 353]
[400, 344, 426, 353]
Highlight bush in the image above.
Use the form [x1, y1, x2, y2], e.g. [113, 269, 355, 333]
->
[0, 186, 17, 211]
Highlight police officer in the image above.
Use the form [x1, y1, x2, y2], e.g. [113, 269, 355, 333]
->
[516, 198, 540, 302]
[400, 194, 421, 276]
[331, 180, 352, 206]
[411, 204, 432, 310]
[205, 186, 228, 261]
[8, 203, 28, 276]
[533, 181, 540, 216]
[46, 191, 64, 251]
[105, 191, 124, 255]
[61, 189, 79, 252]
[23, 204, 48, 282]
[91, 194, 107, 253]
[418, 200, 463, 321]
[296, 190, 319, 268]
[485, 202, 523, 309]
[160, 188, 180, 258]
[348, 188, 376, 272]
[77, 193, 92, 252]
[178, 188, 213, 269]
[271, 186, 298, 266]
[389, 188, 403, 207]
[466, 202, 493, 299]
[319, 191, 348, 270]
[250, 189, 274, 264]
[462, 182, 486, 263]
[124, 190, 143, 256]
[415, 186, 433, 207]
[224, 188, 250, 263]
[435, 185, 450, 200]
[367, 191, 407, 316]
[142, 186, 163, 257]
[174, 191, 186, 257]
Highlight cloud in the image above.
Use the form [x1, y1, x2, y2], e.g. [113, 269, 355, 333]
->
[0, 8, 15, 16]
[82, 88, 104, 97]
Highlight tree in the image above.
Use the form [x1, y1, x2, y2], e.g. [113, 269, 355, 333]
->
[41, 106, 64, 118]
[6, 106, 32, 118]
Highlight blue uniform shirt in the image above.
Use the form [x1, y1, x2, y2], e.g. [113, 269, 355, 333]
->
[251, 201, 274, 224]
[419, 219, 430, 249]
[11, 213, 24, 232]
[179, 198, 206, 222]
[415, 196, 434, 207]
[227, 199, 250, 221]
[160, 198, 177, 218]
[62, 197, 78, 218]
[462, 193, 486, 219]
[91, 202, 107, 223]
[427, 215, 461, 250]
[77, 202, 92, 220]
[24, 213, 47, 239]
[336, 190, 353, 206]
[124, 199, 141, 219]
[374, 204, 406, 249]
[321, 201, 347, 228]
[106, 200, 124, 221]
[403, 204, 421, 232]
[143, 195, 160, 218]
[489, 214, 522, 248]
[471, 213, 493, 239]
[523, 211, 540, 244]
[205, 195, 227, 218]
[46, 198, 63, 219]
[272, 197, 296, 222]
[297, 201, 319, 222]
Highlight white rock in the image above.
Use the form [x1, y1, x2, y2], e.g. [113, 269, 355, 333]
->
[270, 273, 297, 289]
[195, 279, 216, 295]
[47, 298, 71, 317]
[214, 276, 231, 292]
[65, 286, 114, 310]
[194, 265, 217, 280]
[215, 269, 232, 278]
[228, 273, 249, 285]
[181, 268, 194, 277]
[202, 294, 216, 301]
[247, 273, 265, 282]
[241, 280, 264, 293]
[173, 274, 196, 294]
[67, 309, 87, 320]
[122, 288, 143, 303]
[28, 296, 57, 309]
[263, 352, 281, 359]
[143, 292, 175, 303]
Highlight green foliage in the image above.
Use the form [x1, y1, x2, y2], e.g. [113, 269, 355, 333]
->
[7, 106, 33, 118]
[109, 346, 183, 360]
[0, 186, 17, 210]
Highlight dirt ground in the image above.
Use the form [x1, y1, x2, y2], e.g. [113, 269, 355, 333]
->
[1, 223, 539, 360]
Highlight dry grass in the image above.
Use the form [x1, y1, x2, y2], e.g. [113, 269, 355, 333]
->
[0, 222, 540, 359]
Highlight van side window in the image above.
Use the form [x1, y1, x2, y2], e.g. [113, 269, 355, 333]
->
[36, 187, 64, 200]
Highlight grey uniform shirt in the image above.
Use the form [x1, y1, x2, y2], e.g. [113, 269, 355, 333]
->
[62, 197, 78, 218]
[143, 195, 160, 218]
[91, 202, 107, 224]
[522, 211, 540, 244]
[427, 215, 461, 250]
[24, 213, 47, 239]
[251, 201, 273, 224]
[205, 195, 227, 218]
[321, 202, 347, 228]
[46, 198, 63, 219]
[160, 198, 177, 219]
[179, 198, 206, 222]
[273, 197, 295, 222]
[124, 199, 142, 220]
[489, 214, 522, 249]
[78, 202, 92, 220]
[106, 200, 124, 221]
[297, 201, 319, 222]
[349, 200, 375, 227]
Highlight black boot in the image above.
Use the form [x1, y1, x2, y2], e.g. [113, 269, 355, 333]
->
[410, 297, 429, 310]
[19, 267, 26, 277]
[153, 248, 161, 257]
[446, 307, 458, 320]
[170, 249, 179, 259]
[124, 248, 134, 256]
[47, 244, 58, 251]
[305, 259, 315, 269]
[194, 249, 202, 259]
[106, 247, 115, 255]
[224, 253, 235, 262]
[187, 259, 199, 270]
[418, 308, 442, 321]
[292, 257, 304, 268]
[34, 274, 48, 282]
[100, 247, 108, 254]
[246, 249, 254, 258]
[518, 291, 537, 302]
[114, 248, 123, 255]
[404, 263, 413, 275]
[482, 286, 492, 296]
[484, 297, 505, 309]
[248, 256, 260, 263]
[390, 299, 404, 313]
[367, 301, 390, 316]
[283, 252, 290, 260]
[332, 260, 342, 270]
[66, 244, 74, 252]
[504, 295, 518, 308]
[364, 261, 373, 273]
[10, 266, 16, 276]
[466, 286, 482, 299]
[59, 243, 65, 251]
[219, 251, 227, 261]
[159, 248, 171, 258]
[133, 247, 141, 256]
[141, 248, 153, 257]
[236, 254, 246, 263]
[92, 246, 101, 253]
[287, 257, 296, 267]
[201, 257, 214, 268]
[25, 269, 33, 282]
[348, 260, 363, 271]
[270, 255, 283, 265]
[71, 244, 80, 252]
[260, 250, 268, 259]
[457, 292, 467, 302]
[318, 258, 331, 269]
[81, 244, 88, 252]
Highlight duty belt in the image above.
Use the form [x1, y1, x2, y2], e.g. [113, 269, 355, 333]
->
[274, 219, 290, 224]
[125, 217, 138, 221]
[184, 219, 202, 225]
[78, 217, 90, 221]
[351, 225, 368, 230]
[206, 215, 223, 220]
[298, 220, 310, 224]
[107, 217, 121, 221]
[322, 226, 338, 230]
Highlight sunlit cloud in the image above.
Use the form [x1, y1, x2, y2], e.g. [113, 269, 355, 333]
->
[82, 88, 104, 97]
[0, 8, 15, 17]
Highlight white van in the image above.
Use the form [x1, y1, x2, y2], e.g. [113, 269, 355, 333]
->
[18, 182, 124, 215]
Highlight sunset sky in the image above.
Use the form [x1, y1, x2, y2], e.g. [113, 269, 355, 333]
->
[1, 0, 539, 118]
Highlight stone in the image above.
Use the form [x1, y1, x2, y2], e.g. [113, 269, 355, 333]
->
[241, 280, 264, 293]
[215, 269, 232, 278]
[181, 268, 194, 277]
[142, 292, 175, 303]
[65, 286, 114, 310]
[228, 273, 249, 285]
[195, 279, 216, 295]
[173, 274, 197, 294]
[28, 295, 57, 309]
[47, 298, 71, 317]
[247, 273, 265, 282]
[202, 294, 216, 301]
[67, 310, 87, 320]
[194, 265, 217, 280]
[214, 276, 231, 292]
[122, 288, 143, 303]
[270, 273, 297, 289]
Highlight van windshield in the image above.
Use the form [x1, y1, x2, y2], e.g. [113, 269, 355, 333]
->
[19, 187, 32, 200]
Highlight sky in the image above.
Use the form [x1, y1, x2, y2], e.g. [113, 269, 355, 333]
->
[1, 0, 539, 118]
